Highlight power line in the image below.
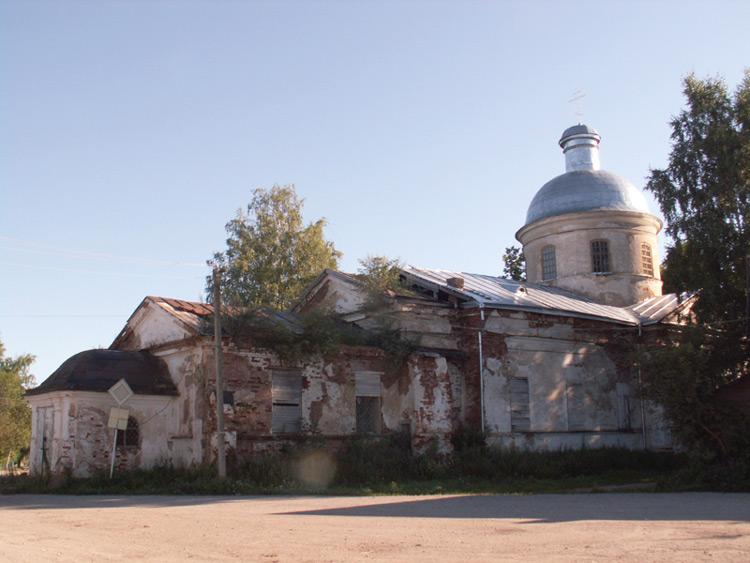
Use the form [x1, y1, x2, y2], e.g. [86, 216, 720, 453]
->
[0, 236, 208, 267]
[0, 261, 203, 279]
[0, 315, 128, 318]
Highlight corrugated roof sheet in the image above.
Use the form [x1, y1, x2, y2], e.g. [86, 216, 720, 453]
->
[627, 291, 697, 325]
[401, 266, 689, 326]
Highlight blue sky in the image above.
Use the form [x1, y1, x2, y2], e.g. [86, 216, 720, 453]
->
[2, 0, 749, 382]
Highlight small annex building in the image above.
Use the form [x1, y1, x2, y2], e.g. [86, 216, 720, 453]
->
[27, 124, 696, 477]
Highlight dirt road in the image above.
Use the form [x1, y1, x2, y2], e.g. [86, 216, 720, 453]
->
[1, 493, 749, 562]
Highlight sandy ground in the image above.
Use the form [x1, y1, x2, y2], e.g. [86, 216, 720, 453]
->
[1, 493, 749, 562]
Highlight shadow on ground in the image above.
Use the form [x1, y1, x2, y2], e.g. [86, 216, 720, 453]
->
[278, 493, 750, 523]
[2, 493, 749, 524]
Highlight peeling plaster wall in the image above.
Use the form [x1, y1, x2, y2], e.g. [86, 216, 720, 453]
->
[469, 309, 670, 450]
[193, 344, 409, 459]
[194, 339, 468, 458]
[153, 344, 209, 467]
[27, 391, 175, 477]
[390, 303, 457, 351]
[410, 355, 457, 453]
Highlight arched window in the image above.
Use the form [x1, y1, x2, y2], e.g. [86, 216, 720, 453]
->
[591, 240, 611, 274]
[116, 416, 140, 449]
[641, 242, 654, 277]
[541, 246, 557, 281]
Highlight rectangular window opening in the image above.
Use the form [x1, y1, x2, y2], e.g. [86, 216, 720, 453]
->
[355, 372, 382, 435]
[566, 382, 585, 431]
[617, 382, 632, 431]
[272, 369, 302, 434]
[591, 240, 611, 274]
[510, 377, 530, 432]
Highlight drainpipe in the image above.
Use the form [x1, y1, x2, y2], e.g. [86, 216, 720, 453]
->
[637, 322, 648, 450]
[478, 305, 485, 432]
[212, 267, 227, 478]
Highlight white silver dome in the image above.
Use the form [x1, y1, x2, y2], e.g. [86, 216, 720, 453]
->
[525, 169, 651, 224]
[524, 124, 651, 225]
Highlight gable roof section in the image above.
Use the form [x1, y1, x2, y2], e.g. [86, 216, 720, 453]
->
[110, 296, 212, 350]
[111, 296, 305, 350]
[401, 266, 692, 326]
[291, 269, 367, 315]
[147, 296, 214, 335]
[26, 349, 177, 397]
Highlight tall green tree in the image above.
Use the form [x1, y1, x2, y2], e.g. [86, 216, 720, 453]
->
[645, 71, 750, 325]
[0, 338, 35, 464]
[209, 185, 341, 309]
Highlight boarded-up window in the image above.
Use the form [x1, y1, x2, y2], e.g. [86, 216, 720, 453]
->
[355, 372, 381, 435]
[510, 377, 530, 432]
[566, 382, 585, 431]
[616, 382, 632, 430]
[272, 369, 302, 434]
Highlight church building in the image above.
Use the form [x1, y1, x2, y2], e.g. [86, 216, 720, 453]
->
[26, 124, 694, 477]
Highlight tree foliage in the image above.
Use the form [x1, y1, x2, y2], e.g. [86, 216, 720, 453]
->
[356, 254, 405, 293]
[209, 185, 342, 310]
[502, 246, 526, 281]
[645, 71, 750, 324]
[354, 254, 410, 312]
[0, 338, 35, 464]
[637, 327, 750, 466]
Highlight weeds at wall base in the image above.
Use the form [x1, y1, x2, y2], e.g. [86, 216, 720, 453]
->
[0, 441, 710, 495]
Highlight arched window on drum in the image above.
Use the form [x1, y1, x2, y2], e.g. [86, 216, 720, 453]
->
[641, 242, 654, 277]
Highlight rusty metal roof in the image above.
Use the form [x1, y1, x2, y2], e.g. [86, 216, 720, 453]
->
[147, 296, 215, 335]
[401, 267, 690, 326]
[147, 296, 305, 336]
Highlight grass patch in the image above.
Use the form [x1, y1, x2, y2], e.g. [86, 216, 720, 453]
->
[1, 439, 693, 496]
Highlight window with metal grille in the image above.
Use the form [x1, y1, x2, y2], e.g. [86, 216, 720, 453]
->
[355, 372, 381, 435]
[541, 246, 557, 281]
[591, 240, 611, 273]
[566, 382, 585, 431]
[641, 243, 654, 277]
[116, 416, 140, 448]
[272, 369, 302, 434]
[510, 377, 530, 432]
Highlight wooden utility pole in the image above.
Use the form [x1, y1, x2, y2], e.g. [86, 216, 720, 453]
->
[212, 267, 227, 478]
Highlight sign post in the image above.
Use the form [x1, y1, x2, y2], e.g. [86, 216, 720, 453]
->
[107, 379, 134, 479]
